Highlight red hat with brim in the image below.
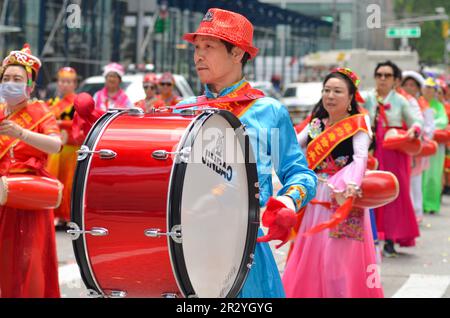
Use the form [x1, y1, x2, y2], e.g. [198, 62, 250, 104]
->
[183, 8, 259, 60]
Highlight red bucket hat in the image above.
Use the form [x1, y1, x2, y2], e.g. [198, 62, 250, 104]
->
[183, 8, 259, 60]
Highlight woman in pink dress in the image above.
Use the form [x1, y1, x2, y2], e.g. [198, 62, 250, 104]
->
[93, 62, 133, 111]
[283, 68, 384, 298]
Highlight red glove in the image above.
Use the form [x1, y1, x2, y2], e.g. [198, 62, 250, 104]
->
[257, 197, 298, 249]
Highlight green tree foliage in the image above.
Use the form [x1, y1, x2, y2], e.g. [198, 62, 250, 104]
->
[394, 0, 449, 64]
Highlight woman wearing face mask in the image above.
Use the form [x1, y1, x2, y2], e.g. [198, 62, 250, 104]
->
[0, 44, 62, 298]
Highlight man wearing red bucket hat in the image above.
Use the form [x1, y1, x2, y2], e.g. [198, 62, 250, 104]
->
[178, 8, 317, 298]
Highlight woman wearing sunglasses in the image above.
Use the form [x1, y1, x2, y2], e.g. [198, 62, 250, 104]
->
[362, 61, 423, 258]
[157, 72, 181, 106]
[135, 73, 164, 113]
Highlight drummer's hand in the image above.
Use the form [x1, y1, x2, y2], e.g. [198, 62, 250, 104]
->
[344, 182, 361, 198]
[257, 197, 297, 249]
[0, 120, 24, 139]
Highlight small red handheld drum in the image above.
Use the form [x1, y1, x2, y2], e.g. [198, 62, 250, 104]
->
[367, 154, 379, 170]
[416, 138, 438, 157]
[433, 128, 450, 144]
[70, 108, 259, 298]
[354, 170, 399, 209]
[383, 128, 421, 156]
[0, 175, 63, 210]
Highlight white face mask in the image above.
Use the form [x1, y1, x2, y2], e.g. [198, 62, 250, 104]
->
[0, 82, 29, 106]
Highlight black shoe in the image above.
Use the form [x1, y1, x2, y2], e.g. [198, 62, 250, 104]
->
[443, 186, 450, 195]
[383, 240, 398, 258]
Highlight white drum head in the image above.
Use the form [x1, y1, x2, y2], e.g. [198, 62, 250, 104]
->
[168, 111, 259, 298]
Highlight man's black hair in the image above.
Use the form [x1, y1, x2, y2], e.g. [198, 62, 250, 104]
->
[374, 60, 402, 80]
[221, 40, 251, 69]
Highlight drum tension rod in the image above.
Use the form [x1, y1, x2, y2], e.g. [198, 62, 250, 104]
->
[144, 225, 182, 243]
[152, 147, 191, 162]
[77, 145, 117, 161]
[67, 222, 109, 241]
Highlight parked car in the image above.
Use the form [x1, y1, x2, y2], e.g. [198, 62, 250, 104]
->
[282, 82, 323, 124]
[77, 73, 195, 104]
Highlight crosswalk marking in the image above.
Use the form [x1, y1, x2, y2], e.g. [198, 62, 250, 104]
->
[392, 274, 450, 298]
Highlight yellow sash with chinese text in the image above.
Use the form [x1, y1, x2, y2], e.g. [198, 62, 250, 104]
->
[306, 114, 369, 170]
[0, 103, 53, 161]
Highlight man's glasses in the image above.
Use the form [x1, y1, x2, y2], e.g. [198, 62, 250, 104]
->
[375, 72, 394, 79]
[143, 85, 157, 90]
[160, 83, 173, 87]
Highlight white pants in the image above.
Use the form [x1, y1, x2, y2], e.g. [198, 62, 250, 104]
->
[410, 173, 423, 220]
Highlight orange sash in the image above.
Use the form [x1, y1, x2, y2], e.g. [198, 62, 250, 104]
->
[175, 82, 265, 118]
[306, 114, 369, 170]
[0, 103, 53, 161]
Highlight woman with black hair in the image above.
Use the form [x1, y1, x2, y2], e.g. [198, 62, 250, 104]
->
[283, 68, 383, 298]
[362, 61, 423, 257]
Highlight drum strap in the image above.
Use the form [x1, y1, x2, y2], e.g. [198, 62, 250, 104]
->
[172, 90, 265, 111]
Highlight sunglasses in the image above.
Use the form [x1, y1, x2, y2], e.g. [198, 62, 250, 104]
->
[160, 83, 173, 87]
[375, 72, 394, 79]
[143, 85, 157, 90]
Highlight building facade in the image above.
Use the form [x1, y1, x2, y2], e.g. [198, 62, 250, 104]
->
[0, 0, 329, 91]
[261, 0, 395, 51]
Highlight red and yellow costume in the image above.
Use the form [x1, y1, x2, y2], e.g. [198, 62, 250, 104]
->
[0, 45, 61, 298]
[0, 102, 61, 298]
[46, 67, 80, 223]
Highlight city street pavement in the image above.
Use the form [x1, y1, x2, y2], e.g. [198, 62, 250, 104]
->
[56, 195, 450, 298]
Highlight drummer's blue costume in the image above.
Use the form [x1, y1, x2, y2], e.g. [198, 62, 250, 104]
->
[177, 78, 317, 297]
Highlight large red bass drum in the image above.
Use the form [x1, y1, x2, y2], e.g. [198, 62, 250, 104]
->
[69, 108, 259, 298]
